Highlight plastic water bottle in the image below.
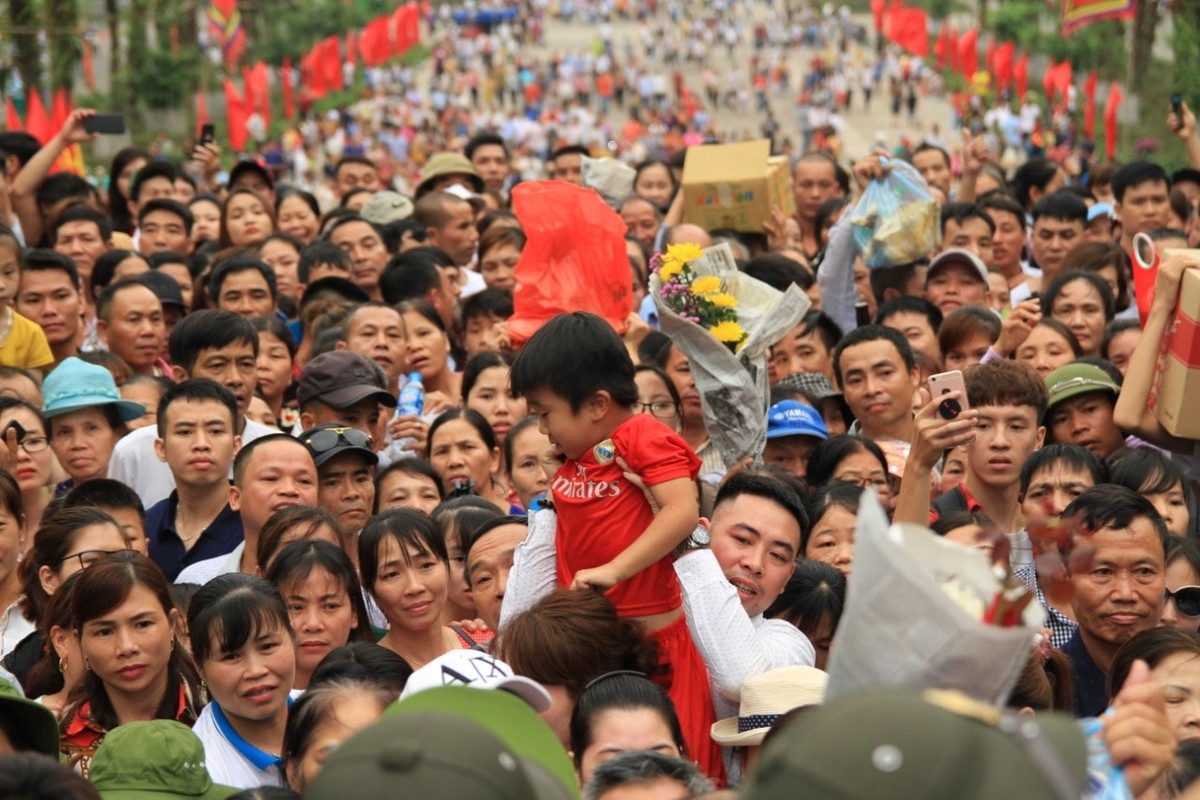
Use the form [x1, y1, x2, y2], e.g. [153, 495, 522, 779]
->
[387, 372, 425, 461]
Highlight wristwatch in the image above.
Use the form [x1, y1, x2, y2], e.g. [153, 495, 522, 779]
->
[674, 524, 711, 558]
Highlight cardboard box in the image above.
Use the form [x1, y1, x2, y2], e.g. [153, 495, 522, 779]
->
[1154, 267, 1200, 439]
[681, 140, 795, 234]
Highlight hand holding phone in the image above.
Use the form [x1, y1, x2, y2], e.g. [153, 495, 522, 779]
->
[200, 124, 215, 146]
[83, 114, 125, 135]
[928, 370, 970, 420]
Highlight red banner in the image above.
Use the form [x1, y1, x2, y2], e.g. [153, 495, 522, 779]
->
[323, 36, 343, 92]
[224, 77, 249, 152]
[933, 25, 949, 70]
[1104, 81, 1123, 159]
[871, 0, 885, 30]
[947, 28, 959, 73]
[892, 8, 928, 58]
[281, 57, 295, 120]
[993, 41, 1016, 91]
[196, 89, 210, 132]
[957, 28, 978, 79]
[4, 98, 21, 132]
[1083, 71, 1098, 140]
[1014, 51, 1028, 100]
[25, 92, 51, 144]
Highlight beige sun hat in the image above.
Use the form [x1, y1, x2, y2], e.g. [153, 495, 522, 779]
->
[710, 666, 828, 746]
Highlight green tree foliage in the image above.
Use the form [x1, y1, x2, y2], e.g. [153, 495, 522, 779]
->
[1174, 2, 1200, 114]
[8, 0, 45, 93]
[45, 0, 81, 90]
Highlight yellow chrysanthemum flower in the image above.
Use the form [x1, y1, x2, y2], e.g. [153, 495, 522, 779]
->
[708, 292, 738, 308]
[691, 276, 721, 295]
[666, 242, 704, 265]
[659, 261, 683, 281]
[709, 320, 746, 344]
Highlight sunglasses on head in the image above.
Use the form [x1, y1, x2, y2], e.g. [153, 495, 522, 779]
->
[304, 426, 373, 454]
[1166, 585, 1200, 617]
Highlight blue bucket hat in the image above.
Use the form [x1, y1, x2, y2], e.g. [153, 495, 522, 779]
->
[766, 400, 829, 440]
[42, 357, 146, 421]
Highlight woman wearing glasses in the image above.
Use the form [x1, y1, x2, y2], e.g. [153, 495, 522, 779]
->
[4, 508, 129, 686]
[1162, 538, 1200, 633]
[60, 551, 203, 774]
[634, 365, 683, 434]
[0, 397, 54, 536]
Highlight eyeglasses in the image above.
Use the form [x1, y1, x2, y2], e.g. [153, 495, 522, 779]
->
[17, 436, 48, 454]
[639, 401, 680, 421]
[55, 548, 130, 572]
[836, 471, 892, 493]
[1166, 585, 1200, 617]
[303, 426, 373, 454]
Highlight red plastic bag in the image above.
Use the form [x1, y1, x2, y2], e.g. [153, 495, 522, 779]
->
[508, 181, 631, 347]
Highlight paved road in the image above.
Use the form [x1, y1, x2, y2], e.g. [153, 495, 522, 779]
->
[526, 5, 956, 161]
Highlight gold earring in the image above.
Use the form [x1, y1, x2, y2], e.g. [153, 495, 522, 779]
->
[84, 657, 92, 671]
[58, 656, 66, 674]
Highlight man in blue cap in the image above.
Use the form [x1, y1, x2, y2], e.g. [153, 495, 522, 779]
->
[762, 399, 828, 481]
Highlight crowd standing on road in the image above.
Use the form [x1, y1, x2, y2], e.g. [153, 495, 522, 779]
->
[1, 1, 1200, 799]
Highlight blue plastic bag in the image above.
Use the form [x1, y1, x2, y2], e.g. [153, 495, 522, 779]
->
[849, 158, 942, 268]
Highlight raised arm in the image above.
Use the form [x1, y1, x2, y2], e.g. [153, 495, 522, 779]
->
[1112, 251, 1200, 453]
[11, 110, 99, 245]
[892, 391, 978, 526]
[497, 506, 559, 629]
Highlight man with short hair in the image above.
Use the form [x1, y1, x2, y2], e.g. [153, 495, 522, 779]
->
[328, 216, 390, 301]
[336, 303, 407, 390]
[1044, 362, 1127, 459]
[1030, 192, 1087, 284]
[550, 145, 588, 185]
[979, 193, 1037, 305]
[61, 478, 149, 554]
[501, 471, 814, 783]
[300, 423, 377, 554]
[767, 310, 841, 383]
[137, 199, 193, 257]
[1061, 484, 1168, 716]
[875, 296, 942, 364]
[49, 204, 111, 292]
[17, 250, 84, 366]
[932, 361, 1047, 537]
[939, 202, 995, 264]
[466, 133, 511, 194]
[466, 516, 528, 631]
[619, 197, 661, 251]
[924, 249, 991, 316]
[146, 380, 244, 581]
[413, 192, 479, 268]
[109, 310, 277, 507]
[228, 161, 275, 206]
[297, 350, 397, 439]
[1112, 161, 1172, 254]
[334, 156, 381, 199]
[176, 434, 319, 582]
[792, 154, 845, 259]
[208, 256, 277, 318]
[833, 325, 920, 477]
[96, 279, 167, 377]
[911, 143, 953, 196]
[379, 249, 457, 331]
[128, 162, 177, 220]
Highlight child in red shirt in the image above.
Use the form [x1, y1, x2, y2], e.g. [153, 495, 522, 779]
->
[511, 312, 724, 784]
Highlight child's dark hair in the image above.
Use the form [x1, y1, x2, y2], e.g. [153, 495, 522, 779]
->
[765, 560, 846, 640]
[187, 572, 293, 665]
[308, 642, 413, 693]
[509, 312, 638, 412]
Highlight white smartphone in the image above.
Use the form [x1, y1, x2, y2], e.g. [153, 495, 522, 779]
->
[928, 370, 970, 419]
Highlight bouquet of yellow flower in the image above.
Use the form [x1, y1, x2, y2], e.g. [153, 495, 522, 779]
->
[649, 242, 810, 472]
[650, 244, 748, 354]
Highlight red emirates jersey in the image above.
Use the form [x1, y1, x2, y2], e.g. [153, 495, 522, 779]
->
[553, 414, 700, 617]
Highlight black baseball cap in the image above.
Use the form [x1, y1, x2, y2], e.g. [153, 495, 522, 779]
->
[228, 160, 274, 192]
[297, 351, 397, 410]
[135, 269, 186, 310]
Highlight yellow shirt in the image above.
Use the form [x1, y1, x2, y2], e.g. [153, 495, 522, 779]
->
[0, 309, 54, 370]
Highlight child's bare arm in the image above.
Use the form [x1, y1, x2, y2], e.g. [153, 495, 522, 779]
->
[570, 476, 699, 591]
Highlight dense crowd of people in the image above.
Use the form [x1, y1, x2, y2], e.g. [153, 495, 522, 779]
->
[2, 0, 1200, 799]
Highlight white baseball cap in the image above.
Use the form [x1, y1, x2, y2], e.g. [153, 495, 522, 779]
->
[399, 650, 552, 712]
